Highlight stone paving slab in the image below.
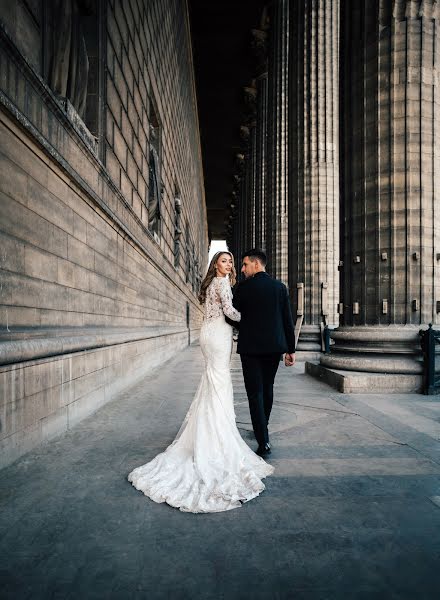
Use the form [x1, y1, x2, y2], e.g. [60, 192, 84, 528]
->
[1, 344, 440, 599]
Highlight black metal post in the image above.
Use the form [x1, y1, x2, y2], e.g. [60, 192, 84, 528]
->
[420, 324, 440, 395]
[427, 325, 435, 395]
[323, 325, 331, 354]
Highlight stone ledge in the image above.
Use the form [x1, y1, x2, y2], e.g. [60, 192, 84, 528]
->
[295, 351, 322, 362]
[0, 326, 192, 366]
[305, 361, 423, 394]
[0, 329, 193, 469]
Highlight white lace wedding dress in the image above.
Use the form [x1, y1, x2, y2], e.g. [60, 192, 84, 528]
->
[128, 276, 274, 513]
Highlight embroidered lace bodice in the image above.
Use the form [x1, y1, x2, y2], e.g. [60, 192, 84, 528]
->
[204, 277, 241, 322]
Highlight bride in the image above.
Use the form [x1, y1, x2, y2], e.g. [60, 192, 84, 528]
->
[128, 251, 274, 513]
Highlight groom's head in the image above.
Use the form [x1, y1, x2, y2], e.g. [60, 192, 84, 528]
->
[241, 249, 267, 279]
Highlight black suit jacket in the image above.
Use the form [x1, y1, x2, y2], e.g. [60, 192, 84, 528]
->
[232, 272, 296, 355]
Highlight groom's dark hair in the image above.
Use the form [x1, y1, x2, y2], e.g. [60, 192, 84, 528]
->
[242, 248, 267, 267]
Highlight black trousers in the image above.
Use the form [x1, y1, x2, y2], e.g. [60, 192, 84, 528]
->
[240, 353, 281, 446]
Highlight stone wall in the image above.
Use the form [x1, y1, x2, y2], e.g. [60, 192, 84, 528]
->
[0, 0, 207, 468]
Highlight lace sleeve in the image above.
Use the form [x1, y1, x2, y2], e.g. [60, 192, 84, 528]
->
[217, 278, 241, 322]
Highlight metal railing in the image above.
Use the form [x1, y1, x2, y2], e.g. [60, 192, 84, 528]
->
[419, 324, 440, 395]
[294, 283, 304, 350]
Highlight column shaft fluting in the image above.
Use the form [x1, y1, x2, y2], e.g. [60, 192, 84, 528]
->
[288, 0, 340, 351]
[245, 125, 257, 248]
[266, 0, 289, 283]
[255, 72, 268, 250]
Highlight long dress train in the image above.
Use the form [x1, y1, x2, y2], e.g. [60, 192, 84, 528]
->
[128, 276, 274, 513]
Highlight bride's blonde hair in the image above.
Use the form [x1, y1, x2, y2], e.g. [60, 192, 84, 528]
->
[198, 251, 237, 305]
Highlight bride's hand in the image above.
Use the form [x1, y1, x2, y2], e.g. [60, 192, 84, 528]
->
[284, 353, 295, 367]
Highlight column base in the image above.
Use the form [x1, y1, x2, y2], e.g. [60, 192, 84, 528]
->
[306, 361, 422, 394]
[321, 325, 424, 374]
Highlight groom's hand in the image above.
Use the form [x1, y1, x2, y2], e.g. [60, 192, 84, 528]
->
[284, 353, 295, 366]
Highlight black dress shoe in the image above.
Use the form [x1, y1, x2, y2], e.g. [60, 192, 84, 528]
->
[256, 443, 271, 456]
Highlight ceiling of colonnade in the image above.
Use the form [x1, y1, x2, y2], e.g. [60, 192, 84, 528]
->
[189, 0, 266, 240]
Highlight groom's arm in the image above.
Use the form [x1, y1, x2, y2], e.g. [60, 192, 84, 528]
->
[232, 282, 242, 311]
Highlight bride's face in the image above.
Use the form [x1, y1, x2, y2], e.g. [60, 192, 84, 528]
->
[216, 253, 233, 277]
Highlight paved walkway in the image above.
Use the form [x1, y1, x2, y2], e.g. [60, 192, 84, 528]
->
[1, 343, 440, 599]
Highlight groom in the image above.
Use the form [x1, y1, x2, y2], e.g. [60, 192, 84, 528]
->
[232, 249, 296, 456]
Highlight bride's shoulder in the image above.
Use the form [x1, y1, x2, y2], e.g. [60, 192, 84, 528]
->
[209, 276, 221, 287]
[207, 277, 220, 293]
[216, 276, 231, 288]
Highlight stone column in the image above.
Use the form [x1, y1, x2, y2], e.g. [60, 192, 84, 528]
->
[251, 18, 269, 251]
[227, 136, 246, 263]
[266, 0, 289, 283]
[322, 0, 440, 376]
[288, 0, 340, 352]
[254, 71, 268, 250]
[226, 186, 239, 258]
[237, 169, 246, 260]
[246, 125, 257, 248]
[243, 84, 258, 250]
